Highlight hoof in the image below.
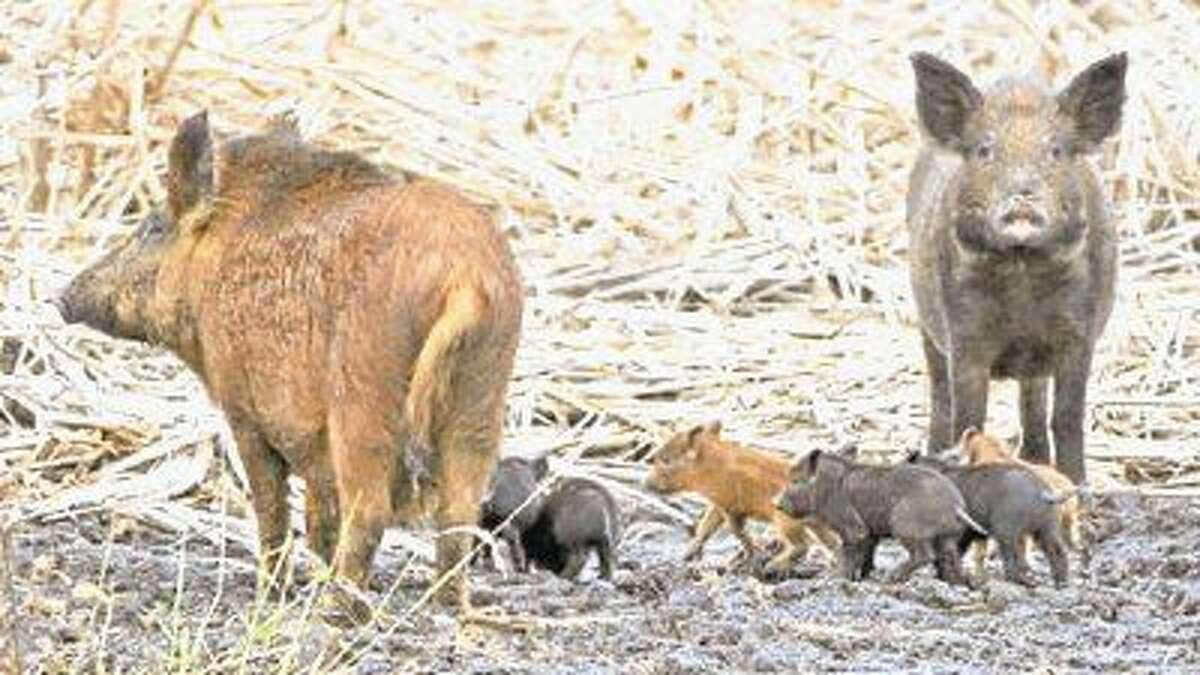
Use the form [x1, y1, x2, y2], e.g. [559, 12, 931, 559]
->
[318, 580, 373, 628]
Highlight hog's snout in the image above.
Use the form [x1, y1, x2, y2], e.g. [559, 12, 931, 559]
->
[53, 284, 80, 324]
[641, 473, 659, 492]
[989, 193, 1050, 245]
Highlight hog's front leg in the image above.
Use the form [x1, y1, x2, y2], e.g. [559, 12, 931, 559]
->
[1051, 342, 1095, 484]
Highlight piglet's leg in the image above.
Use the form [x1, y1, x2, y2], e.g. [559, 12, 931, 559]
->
[597, 542, 616, 580]
[558, 549, 590, 581]
[725, 514, 758, 559]
[889, 538, 935, 583]
[765, 513, 807, 573]
[838, 539, 870, 581]
[683, 506, 725, 561]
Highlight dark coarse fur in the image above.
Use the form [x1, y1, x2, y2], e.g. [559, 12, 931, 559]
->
[907, 52, 1127, 483]
[56, 112, 524, 612]
[776, 450, 971, 585]
[521, 478, 620, 581]
[477, 456, 549, 572]
[908, 453, 1069, 587]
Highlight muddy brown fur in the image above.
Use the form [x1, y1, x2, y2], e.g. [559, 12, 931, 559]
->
[57, 112, 524, 612]
[521, 477, 620, 581]
[960, 428, 1086, 568]
[477, 456, 548, 572]
[776, 450, 974, 585]
[907, 52, 1127, 483]
[643, 422, 839, 574]
[908, 452, 1070, 588]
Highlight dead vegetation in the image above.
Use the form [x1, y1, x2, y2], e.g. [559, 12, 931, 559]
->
[1, 0, 1199, 671]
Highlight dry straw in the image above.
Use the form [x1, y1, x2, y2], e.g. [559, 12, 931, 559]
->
[0, 0, 1198, 632]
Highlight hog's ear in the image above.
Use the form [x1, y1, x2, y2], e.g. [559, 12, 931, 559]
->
[806, 449, 823, 475]
[959, 426, 981, 445]
[686, 424, 706, 447]
[704, 421, 723, 438]
[1058, 52, 1127, 151]
[911, 52, 982, 148]
[531, 455, 550, 480]
[167, 111, 214, 223]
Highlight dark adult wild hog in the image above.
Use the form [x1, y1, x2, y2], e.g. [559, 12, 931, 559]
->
[644, 422, 839, 574]
[907, 52, 1127, 483]
[57, 113, 524, 613]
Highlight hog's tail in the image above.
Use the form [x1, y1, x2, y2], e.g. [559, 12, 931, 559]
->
[400, 281, 487, 494]
[955, 508, 988, 536]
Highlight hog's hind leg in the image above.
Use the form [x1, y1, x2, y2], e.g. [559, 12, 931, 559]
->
[231, 420, 293, 593]
[304, 452, 341, 568]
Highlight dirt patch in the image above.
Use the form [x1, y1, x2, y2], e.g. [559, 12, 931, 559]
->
[3, 493, 1198, 672]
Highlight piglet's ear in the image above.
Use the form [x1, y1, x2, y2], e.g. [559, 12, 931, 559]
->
[959, 426, 981, 444]
[1058, 52, 1127, 152]
[704, 420, 723, 438]
[686, 424, 706, 446]
[531, 455, 550, 480]
[806, 449, 823, 474]
[168, 111, 214, 223]
[911, 52, 982, 149]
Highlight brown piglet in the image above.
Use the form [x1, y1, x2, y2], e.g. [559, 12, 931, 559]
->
[643, 422, 839, 573]
[907, 52, 1127, 483]
[57, 113, 524, 617]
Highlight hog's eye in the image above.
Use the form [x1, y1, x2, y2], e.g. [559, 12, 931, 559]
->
[1049, 143, 1066, 161]
[973, 142, 994, 161]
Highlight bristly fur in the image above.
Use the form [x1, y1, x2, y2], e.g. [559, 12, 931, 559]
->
[58, 111, 524, 611]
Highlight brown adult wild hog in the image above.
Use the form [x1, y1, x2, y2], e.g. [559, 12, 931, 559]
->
[643, 422, 839, 573]
[57, 112, 524, 611]
[776, 450, 980, 585]
[907, 52, 1127, 483]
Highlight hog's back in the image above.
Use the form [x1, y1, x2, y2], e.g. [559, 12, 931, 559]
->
[191, 178, 522, 458]
[840, 464, 962, 535]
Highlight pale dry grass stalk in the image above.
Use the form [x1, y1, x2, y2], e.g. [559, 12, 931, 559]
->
[0, 522, 22, 674]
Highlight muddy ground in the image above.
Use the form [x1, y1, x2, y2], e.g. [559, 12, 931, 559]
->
[2, 489, 1198, 673]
